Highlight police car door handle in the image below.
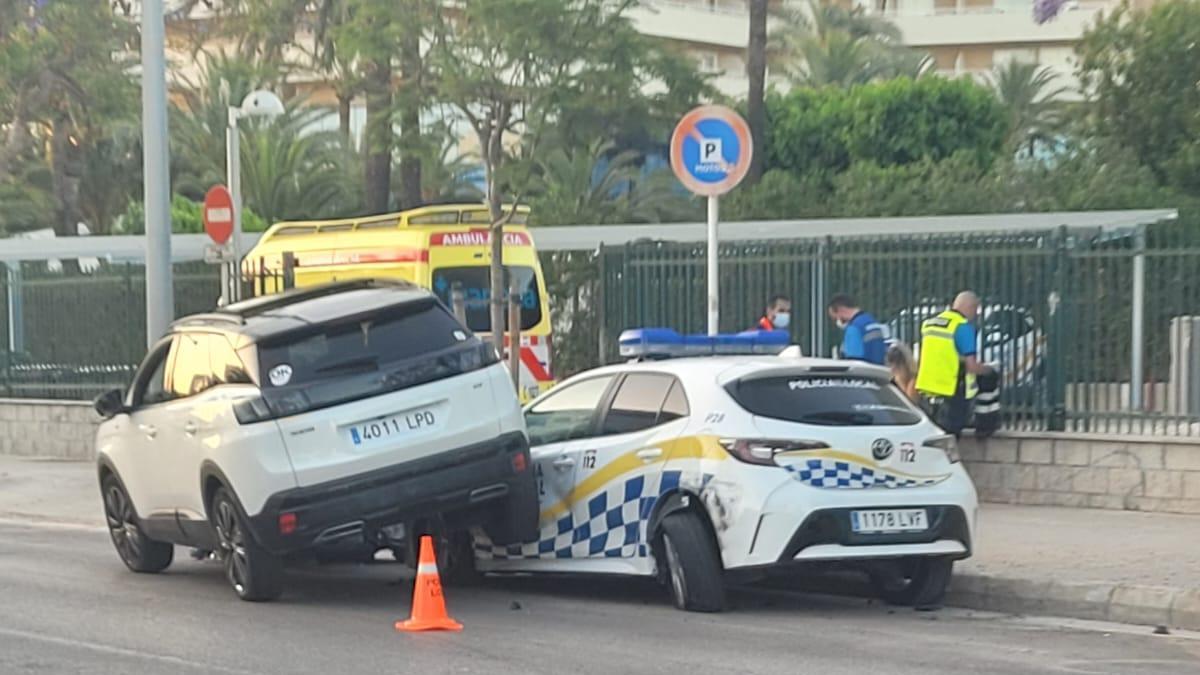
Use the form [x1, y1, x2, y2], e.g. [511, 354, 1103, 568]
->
[636, 448, 663, 462]
[183, 421, 198, 436]
[138, 424, 157, 439]
[551, 456, 575, 470]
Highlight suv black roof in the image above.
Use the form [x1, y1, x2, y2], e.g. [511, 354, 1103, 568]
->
[171, 279, 432, 340]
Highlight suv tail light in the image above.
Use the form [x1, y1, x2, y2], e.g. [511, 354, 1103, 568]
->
[718, 439, 829, 466]
[233, 397, 273, 424]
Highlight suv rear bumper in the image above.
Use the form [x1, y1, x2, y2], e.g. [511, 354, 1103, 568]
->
[248, 431, 537, 555]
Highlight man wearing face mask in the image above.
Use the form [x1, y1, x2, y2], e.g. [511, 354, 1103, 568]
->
[827, 294, 887, 365]
[916, 290, 995, 436]
[756, 295, 792, 331]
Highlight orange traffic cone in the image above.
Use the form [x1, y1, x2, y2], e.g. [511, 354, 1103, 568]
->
[395, 535, 463, 632]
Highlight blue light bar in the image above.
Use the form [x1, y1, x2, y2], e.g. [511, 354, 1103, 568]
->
[618, 328, 790, 359]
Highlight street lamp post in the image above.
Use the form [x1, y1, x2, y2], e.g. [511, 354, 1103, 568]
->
[141, 0, 173, 347]
[225, 90, 284, 302]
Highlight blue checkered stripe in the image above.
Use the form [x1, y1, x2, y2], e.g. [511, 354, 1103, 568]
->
[475, 469, 689, 560]
[783, 458, 944, 489]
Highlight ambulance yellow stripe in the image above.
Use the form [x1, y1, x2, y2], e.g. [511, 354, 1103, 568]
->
[538, 435, 728, 521]
[773, 448, 951, 481]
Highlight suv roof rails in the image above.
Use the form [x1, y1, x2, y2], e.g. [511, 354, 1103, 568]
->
[170, 312, 245, 329]
[220, 279, 413, 318]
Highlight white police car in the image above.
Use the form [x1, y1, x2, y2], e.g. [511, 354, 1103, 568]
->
[470, 329, 978, 612]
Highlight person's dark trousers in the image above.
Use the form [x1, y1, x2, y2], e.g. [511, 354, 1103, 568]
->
[925, 386, 972, 437]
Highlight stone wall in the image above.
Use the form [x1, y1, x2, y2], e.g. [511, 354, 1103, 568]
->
[961, 433, 1200, 515]
[0, 399, 99, 460]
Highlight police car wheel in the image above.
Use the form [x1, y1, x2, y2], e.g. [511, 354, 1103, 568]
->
[436, 531, 480, 586]
[659, 512, 725, 613]
[869, 556, 953, 609]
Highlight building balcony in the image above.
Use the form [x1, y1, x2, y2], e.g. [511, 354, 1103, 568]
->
[865, 0, 1115, 47]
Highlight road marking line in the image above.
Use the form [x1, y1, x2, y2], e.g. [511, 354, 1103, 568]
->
[0, 626, 261, 674]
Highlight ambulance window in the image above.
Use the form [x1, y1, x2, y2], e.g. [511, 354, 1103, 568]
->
[600, 373, 675, 435]
[525, 375, 615, 445]
[431, 266, 541, 332]
[659, 381, 690, 422]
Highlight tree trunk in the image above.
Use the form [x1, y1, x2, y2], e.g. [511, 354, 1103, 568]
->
[482, 120, 506, 354]
[49, 116, 84, 238]
[396, 29, 423, 210]
[337, 92, 352, 144]
[363, 58, 393, 214]
[746, 0, 769, 183]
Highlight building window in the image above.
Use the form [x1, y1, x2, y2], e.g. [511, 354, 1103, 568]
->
[697, 52, 720, 73]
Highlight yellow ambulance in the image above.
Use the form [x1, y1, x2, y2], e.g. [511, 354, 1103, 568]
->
[242, 204, 554, 401]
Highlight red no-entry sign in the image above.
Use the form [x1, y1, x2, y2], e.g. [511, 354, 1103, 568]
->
[203, 185, 234, 245]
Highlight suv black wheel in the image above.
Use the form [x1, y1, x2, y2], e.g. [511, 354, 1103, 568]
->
[211, 488, 283, 602]
[870, 556, 954, 609]
[102, 475, 173, 573]
[658, 511, 725, 612]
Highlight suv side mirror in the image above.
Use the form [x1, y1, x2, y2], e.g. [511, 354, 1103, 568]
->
[94, 388, 127, 419]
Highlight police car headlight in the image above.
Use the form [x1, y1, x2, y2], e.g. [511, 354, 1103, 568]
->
[718, 438, 829, 467]
[924, 435, 960, 463]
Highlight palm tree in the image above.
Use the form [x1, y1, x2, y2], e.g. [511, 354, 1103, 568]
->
[170, 53, 360, 225]
[988, 60, 1068, 157]
[529, 139, 694, 226]
[772, 0, 926, 87]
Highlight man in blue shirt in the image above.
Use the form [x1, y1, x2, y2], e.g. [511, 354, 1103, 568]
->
[827, 294, 887, 365]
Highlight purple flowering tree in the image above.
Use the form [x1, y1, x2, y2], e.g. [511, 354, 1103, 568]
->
[1033, 0, 1068, 24]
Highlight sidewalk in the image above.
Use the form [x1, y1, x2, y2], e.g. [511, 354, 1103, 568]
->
[1, 456, 1196, 629]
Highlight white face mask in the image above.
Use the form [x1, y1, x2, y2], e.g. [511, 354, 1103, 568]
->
[835, 318, 847, 329]
[773, 312, 791, 329]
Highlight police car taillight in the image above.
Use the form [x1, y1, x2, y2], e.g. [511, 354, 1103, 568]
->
[619, 328, 789, 360]
[718, 439, 829, 466]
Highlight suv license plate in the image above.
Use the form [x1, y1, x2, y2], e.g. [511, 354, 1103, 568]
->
[851, 509, 928, 533]
[348, 408, 439, 446]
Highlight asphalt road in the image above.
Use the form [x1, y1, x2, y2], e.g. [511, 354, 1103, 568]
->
[2, 521, 1198, 675]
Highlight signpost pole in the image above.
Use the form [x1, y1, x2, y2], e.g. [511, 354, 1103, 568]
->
[670, 105, 751, 339]
[226, 110, 242, 301]
[707, 195, 719, 336]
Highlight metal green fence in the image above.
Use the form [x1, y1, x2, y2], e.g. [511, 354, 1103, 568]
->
[596, 222, 1200, 436]
[4, 223, 1200, 437]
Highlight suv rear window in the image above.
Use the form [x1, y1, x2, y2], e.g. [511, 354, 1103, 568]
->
[256, 298, 470, 388]
[726, 375, 921, 426]
[430, 266, 541, 332]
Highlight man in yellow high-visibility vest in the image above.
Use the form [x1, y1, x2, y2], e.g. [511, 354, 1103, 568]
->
[915, 291, 994, 436]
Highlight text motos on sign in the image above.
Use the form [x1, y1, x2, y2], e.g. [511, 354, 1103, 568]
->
[203, 185, 235, 245]
[669, 105, 753, 197]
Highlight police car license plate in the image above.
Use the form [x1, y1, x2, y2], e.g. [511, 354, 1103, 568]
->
[347, 406, 440, 447]
[850, 509, 928, 533]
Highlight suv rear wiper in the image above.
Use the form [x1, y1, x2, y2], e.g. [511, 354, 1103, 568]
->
[796, 410, 875, 426]
[315, 356, 379, 375]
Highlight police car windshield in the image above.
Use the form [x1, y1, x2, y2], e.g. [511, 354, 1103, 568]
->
[726, 375, 921, 426]
[430, 266, 541, 333]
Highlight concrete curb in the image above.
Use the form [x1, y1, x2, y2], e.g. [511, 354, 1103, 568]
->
[947, 573, 1200, 632]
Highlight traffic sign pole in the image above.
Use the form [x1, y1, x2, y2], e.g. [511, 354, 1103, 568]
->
[707, 195, 719, 335]
[669, 105, 752, 336]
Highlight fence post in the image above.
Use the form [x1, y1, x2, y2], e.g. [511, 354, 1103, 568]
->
[1048, 226, 1069, 431]
[810, 236, 832, 357]
[282, 251, 296, 290]
[596, 244, 607, 365]
[1130, 225, 1146, 411]
[451, 281, 467, 324]
[5, 262, 23, 357]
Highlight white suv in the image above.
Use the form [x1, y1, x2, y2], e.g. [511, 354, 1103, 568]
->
[93, 280, 537, 601]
